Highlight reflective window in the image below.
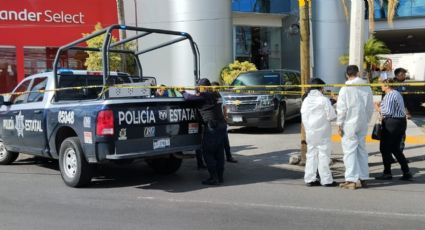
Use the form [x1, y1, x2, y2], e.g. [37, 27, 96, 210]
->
[24, 47, 87, 77]
[27, 77, 48, 103]
[232, 72, 281, 86]
[232, 0, 290, 14]
[368, 0, 425, 19]
[0, 46, 17, 94]
[11, 79, 31, 104]
[235, 26, 281, 70]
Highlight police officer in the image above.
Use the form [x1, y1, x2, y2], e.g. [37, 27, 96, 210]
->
[182, 78, 227, 185]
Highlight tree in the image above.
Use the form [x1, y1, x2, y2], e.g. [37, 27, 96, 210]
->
[339, 36, 390, 81]
[220, 60, 257, 85]
[83, 23, 122, 71]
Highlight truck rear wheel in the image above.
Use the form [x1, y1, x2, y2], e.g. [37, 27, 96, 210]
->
[145, 154, 182, 175]
[59, 137, 92, 187]
[0, 141, 19, 165]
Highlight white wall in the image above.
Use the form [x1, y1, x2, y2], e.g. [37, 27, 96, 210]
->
[379, 53, 425, 81]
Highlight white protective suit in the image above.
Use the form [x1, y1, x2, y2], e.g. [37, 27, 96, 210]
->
[336, 77, 374, 182]
[301, 90, 337, 185]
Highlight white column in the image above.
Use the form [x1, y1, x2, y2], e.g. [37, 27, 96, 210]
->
[136, 0, 233, 86]
[349, 0, 365, 70]
[311, 0, 349, 84]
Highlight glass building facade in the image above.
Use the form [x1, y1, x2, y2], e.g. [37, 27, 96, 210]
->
[368, 0, 425, 19]
[232, 0, 289, 70]
[232, 0, 290, 14]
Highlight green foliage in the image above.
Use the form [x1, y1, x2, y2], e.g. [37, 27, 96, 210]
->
[83, 23, 135, 73]
[339, 36, 390, 68]
[220, 60, 257, 85]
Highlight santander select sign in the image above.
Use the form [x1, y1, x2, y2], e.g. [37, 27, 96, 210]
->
[0, 9, 85, 24]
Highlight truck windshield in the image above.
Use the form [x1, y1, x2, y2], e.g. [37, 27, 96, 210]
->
[232, 72, 280, 86]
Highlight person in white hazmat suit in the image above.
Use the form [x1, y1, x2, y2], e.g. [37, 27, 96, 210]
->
[301, 78, 337, 187]
[337, 65, 374, 190]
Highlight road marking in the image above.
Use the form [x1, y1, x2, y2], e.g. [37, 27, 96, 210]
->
[137, 196, 425, 219]
[331, 135, 425, 144]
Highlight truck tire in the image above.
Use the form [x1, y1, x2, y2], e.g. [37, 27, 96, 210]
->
[59, 137, 92, 187]
[145, 154, 182, 175]
[0, 141, 19, 165]
[275, 105, 286, 133]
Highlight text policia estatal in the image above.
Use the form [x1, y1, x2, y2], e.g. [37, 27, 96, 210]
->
[118, 108, 197, 125]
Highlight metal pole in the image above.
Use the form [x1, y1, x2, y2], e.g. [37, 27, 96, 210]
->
[134, 0, 139, 50]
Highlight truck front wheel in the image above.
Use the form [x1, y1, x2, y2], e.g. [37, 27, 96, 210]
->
[145, 154, 182, 175]
[59, 137, 92, 187]
[0, 141, 19, 165]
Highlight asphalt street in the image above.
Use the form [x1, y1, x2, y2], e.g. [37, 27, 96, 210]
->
[1, 120, 425, 230]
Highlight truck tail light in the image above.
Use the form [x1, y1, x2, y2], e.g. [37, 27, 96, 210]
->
[96, 110, 114, 136]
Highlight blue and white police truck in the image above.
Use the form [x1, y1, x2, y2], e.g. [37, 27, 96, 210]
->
[0, 25, 202, 187]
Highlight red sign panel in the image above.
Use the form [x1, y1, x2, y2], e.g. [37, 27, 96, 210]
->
[0, 0, 118, 46]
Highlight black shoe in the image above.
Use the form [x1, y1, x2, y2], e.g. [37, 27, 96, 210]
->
[324, 181, 338, 187]
[306, 181, 321, 187]
[375, 174, 393, 180]
[227, 157, 238, 163]
[202, 178, 219, 185]
[400, 173, 413, 181]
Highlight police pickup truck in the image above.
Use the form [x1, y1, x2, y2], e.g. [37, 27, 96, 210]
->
[0, 25, 202, 187]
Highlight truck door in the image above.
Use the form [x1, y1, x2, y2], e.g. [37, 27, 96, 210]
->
[20, 77, 48, 155]
[0, 79, 31, 152]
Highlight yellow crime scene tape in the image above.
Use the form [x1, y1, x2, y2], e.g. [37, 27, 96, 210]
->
[1, 82, 425, 97]
[1, 81, 423, 144]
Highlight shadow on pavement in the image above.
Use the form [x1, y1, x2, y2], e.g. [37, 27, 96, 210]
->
[229, 119, 301, 135]
[81, 146, 304, 191]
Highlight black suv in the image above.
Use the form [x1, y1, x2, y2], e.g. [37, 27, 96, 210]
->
[222, 69, 301, 132]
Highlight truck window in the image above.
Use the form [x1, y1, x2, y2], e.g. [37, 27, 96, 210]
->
[57, 74, 104, 100]
[27, 77, 47, 103]
[11, 79, 31, 104]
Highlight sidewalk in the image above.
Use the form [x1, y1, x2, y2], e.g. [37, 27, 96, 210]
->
[329, 111, 425, 183]
[331, 112, 425, 145]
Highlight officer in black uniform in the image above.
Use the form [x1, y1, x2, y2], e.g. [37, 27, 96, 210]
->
[182, 78, 227, 185]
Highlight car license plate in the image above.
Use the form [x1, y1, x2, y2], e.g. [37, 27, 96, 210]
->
[232, 116, 243, 122]
[153, 138, 170, 150]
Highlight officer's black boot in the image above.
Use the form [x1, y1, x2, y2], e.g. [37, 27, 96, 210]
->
[217, 170, 224, 184]
[202, 172, 219, 185]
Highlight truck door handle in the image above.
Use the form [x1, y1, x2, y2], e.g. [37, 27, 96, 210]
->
[12, 111, 19, 114]
[34, 110, 42, 114]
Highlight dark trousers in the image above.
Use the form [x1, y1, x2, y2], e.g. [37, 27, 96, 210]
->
[202, 123, 226, 181]
[224, 130, 231, 157]
[380, 118, 410, 175]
